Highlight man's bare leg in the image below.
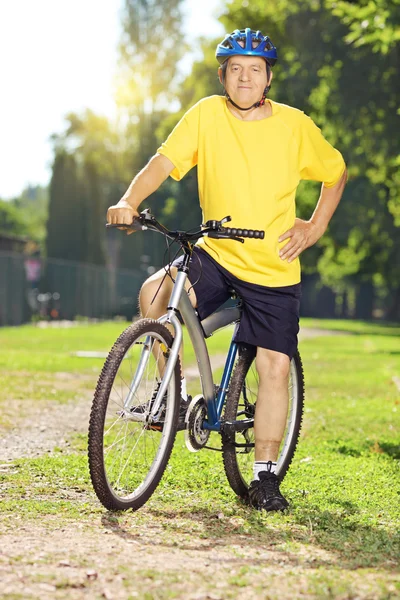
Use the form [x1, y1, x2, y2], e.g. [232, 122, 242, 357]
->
[138, 267, 197, 379]
[248, 347, 291, 511]
[254, 348, 290, 462]
[139, 267, 197, 319]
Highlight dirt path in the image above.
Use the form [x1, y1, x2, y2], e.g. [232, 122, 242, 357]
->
[0, 518, 347, 600]
[4, 326, 385, 600]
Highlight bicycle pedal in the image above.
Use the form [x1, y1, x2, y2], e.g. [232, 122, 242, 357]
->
[147, 424, 163, 432]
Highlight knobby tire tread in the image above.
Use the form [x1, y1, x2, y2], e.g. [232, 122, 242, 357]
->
[88, 318, 180, 511]
[222, 346, 305, 500]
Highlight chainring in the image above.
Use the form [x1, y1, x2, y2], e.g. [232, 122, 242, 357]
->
[184, 394, 210, 452]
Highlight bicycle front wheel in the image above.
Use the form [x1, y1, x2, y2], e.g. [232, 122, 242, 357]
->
[88, 319, 180, 511]
[222, 345, 304, 500]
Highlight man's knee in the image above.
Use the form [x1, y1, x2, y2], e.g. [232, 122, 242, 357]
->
[139, 268, 175, 317]
[139, 266, 197, 316]
[255, 348, 290, 382]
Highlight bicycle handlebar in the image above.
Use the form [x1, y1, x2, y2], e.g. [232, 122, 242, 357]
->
[106, 208, 265, 243]
[210, 227, 264, 239]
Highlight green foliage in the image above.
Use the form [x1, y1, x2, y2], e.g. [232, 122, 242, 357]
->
[217, 0, 400, 318]
[327, 0, 400, 54]
[46, 110, 132, 265]
[46, 150, 85, 262]
[113, 0, 203, 266]
[117, 0, 187, 111]
[0, 186, 48, 243]
[0, 199, 29, 237]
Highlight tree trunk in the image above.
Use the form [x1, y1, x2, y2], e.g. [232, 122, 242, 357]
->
[355, 281, 374, 320]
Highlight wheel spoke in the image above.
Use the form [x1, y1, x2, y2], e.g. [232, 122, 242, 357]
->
[88, 320, 180, 511]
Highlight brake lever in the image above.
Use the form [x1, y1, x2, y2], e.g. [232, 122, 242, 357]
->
[202, 215, 232, 230]
[207, 232, 244, 243]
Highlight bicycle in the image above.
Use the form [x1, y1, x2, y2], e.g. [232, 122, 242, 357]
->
[88, 209, 305, 511]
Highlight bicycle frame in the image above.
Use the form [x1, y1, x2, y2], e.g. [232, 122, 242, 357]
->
[155, 257, 241, 431]
[114, 209, 264, 432]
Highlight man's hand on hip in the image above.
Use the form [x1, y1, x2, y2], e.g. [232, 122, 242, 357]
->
[278, 218, 323, 263]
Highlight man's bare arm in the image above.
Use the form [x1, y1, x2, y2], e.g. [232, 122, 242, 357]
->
[107, 154, 175, 225]
[279, 168, 347, 263]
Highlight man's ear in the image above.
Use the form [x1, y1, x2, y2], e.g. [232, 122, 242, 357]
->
[218, 67, 223, 85]
[268, 70, 274, 86]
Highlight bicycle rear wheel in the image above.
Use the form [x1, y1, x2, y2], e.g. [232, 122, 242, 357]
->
[88, 319, 180, 511]
[222, 345, 304, 500]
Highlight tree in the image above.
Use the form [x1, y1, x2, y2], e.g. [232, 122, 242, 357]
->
[326, 0, 400, 54]
[325, 0, 400, 227]
[118, 0, 186, 112]
[216, 0, 400, 318]
[0, 199, 29, 237]
[115, 0, 196, 268]
[116, 0, 187, 163]
[46, 110, 135, 265]
[0, 185, 48, 244]
[46, 150, 83, 261]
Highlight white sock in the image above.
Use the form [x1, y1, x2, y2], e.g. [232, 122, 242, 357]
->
[181, 377, 187, 401]
[253, 461, 277, 481]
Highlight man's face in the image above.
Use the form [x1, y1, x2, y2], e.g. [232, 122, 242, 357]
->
[220, 55, 272, 107]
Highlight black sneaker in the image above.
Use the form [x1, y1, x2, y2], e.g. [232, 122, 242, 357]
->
[129, 383, 163, 422]
[129, 388, 190, 432]
[148, 396, 190, 432]
[248, 466, 289, 512]
[176, 396, 191, 432]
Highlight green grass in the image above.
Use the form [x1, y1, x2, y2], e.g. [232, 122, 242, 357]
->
[0, 319, 399, 597]
[0, 320, 232, 377]
[0, 320, 233, 424]
[301, 316, 400, 337]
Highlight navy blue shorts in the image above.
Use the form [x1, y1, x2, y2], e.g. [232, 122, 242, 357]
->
[173, 247, 301, 359]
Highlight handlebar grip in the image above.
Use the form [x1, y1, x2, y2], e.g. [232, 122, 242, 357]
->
[224, 228, 265, 239]
[106, 217, 143, 231]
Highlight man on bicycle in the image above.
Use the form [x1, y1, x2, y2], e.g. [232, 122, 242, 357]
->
[107, 28, 347, 512]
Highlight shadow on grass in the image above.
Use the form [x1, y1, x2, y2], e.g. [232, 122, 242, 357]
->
[99, 509, 327, 570]
[378, 442, 400, 460]
[304, 320, 400, 338]
[369, 350, 400, 355]
[293, 501, 400, 570]
[100, 499, 399, 571]
[329, 439, 400, 461]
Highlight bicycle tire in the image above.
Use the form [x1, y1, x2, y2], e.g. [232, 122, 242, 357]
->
[88, 319, 180, 511]
[222, 345, 304, 500]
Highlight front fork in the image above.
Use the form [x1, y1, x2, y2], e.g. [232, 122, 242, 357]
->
[123, 270, 186, 418]
[122, 313, 182, 420]
[153, 312, 182, 416]
[152, 269, 187, 417]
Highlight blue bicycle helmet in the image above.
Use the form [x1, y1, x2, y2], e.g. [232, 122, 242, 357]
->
[216, 28, 278, 67]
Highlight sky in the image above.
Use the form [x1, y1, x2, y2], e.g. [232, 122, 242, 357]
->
[0, 0, 224, 199]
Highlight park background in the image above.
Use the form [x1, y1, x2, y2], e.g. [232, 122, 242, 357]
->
[1, 0, 399, 326]
[0, 2, 399, 598]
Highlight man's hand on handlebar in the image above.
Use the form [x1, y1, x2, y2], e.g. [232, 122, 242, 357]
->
[105, 208, 265, 245]
[106, 200, 138, 234]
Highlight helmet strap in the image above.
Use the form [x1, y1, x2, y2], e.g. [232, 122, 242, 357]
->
[225, 85, 270, 111]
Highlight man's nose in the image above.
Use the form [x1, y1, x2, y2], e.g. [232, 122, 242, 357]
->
[239, 70, 251, 81]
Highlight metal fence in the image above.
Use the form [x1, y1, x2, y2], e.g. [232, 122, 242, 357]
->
[0, 252, 145, 326]
[1, 251, 385, 326]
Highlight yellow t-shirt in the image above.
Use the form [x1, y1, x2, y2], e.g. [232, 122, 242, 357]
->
[157, 95, 345, 287]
